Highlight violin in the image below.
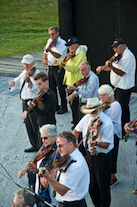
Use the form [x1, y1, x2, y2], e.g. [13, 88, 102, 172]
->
[59, 50, 75, 69]
[9, 61, 38, 90]
[67, 76, 89, 94]
[24, 88, 49, 120]
[97, 53, 122, 75]
[46, 39, 57, 52]
[20, 144, 53, 178]
[88, 119, 102, 155]
[123, 118, 137, 141]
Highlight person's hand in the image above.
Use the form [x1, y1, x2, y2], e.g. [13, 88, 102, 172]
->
[27, 100, 36, 108]
[9, 80, 15, 87]
[38, 167, 49, 179]
[40, 177, 48, 188]
[67, 85, 77, 91]
[52, 60, 57, 65]
[24, 75, 30, 82]
[59, 60, 65, 68]
[22, 110, 28, 119]
[124, 123, 134, 132]
[18, 170, 24, 178]
[66, 93, 75, 102]
[26, 160, 37, 172]
[96, 66, 102, 73]
[42, 59, 48, 66]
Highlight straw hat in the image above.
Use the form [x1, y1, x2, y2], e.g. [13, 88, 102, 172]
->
[80, 97, 106, 114]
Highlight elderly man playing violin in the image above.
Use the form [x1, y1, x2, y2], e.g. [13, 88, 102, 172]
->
[38, 131, 90, 207]
[96, 38, 136, 136]
[73, 97, 114, 207]
[67, 61, 99, 130]
[43, 26, 68, 114]
[9, 54, 40, 153]
[18, 124, 59, 207]
[98, 84, 122, 187]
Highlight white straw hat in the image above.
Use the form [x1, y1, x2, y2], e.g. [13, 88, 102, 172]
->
[80, 97, 106, 114]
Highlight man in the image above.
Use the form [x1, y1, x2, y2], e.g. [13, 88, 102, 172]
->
[43, 26, 68, 114]
[124, 119, 137, 195]
[59, 36, 87, 87]
[98, 84, 122, 187]
[22, 72, 56, 133]
[67, 61, 99, 129]
[38, 131, 90, 207]
[9, 54, 40, 152]
[18, 124, 59, 207]
[96, 38, 136, 134]
[12, 189, 36, 207]
[73, 97, 114, 207]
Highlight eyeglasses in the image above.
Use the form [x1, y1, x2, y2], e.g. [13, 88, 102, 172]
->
[41, 136, 51, 140]
[57, 142, 69, 149]
[49, 32, 56, 36]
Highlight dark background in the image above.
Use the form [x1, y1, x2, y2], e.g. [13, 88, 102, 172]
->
[58, 0, 137, 92]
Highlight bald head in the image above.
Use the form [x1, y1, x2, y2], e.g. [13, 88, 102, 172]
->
[79, 61, 91, 76]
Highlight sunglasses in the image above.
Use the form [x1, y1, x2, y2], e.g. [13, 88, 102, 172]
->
[57, 142, 69, 148]
[41, 136, 50, 140]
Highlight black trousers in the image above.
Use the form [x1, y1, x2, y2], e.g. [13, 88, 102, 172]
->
[58, 198, 87, 207]
[114, 87, 132, 134]
[111, 134, 119, 174]
[48, 66, 67, 110]
[23, 100, 40, 150]
[86, 151, 112, 207]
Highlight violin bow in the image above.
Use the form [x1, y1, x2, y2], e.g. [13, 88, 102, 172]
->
[0, 169, 53, 207]
[9, 61, 38, 90]
[100, 85, 118, 104]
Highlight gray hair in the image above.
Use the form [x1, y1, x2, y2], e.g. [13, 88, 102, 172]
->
[40, 124, 57, 139]
[98, 84, 114, 98]
[48, 26, 59, 33]
[14, 189, 36, 207]
[58, 131, 76, 147]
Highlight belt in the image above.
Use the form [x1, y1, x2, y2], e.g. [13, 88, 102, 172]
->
[49, 65, 59, 68]
[59, 198, 85, 206]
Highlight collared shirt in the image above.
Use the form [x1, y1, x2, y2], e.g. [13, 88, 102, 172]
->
[11, 68, 40, 100]
[44, 36, 67, 66]
[75, 111, 114, 154]
[56, 148, 90, 202]
[104, 101, 122, 139]
[110, 47, 136, 89]
[74, 70, 99, 103]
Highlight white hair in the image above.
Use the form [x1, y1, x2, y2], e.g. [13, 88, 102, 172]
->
[40, 124, 57, 139]
[98, 84, 114, 98]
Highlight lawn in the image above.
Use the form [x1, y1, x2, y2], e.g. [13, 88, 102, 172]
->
[0, 0, 59, 58]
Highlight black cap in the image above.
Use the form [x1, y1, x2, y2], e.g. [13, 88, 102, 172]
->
[65, 36, 79, 46]
[111, 38, 126, 48]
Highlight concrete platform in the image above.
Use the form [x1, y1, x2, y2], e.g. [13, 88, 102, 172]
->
[0, 53, 137, 207]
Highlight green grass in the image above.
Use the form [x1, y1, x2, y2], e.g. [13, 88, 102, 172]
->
[0, 0, 59, 58]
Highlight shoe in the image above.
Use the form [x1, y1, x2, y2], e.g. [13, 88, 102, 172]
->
[132, 189, 137, 194]
[56, 106, 60, 112]
[110, 177, 118, 188]
[56, 108, 68, 114]
[24, 147, 37, 152]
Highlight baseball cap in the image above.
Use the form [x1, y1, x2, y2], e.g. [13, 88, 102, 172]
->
[21, 54, 34, 64]
[65, 36, 79, 46]
[111, 38, 126, 48]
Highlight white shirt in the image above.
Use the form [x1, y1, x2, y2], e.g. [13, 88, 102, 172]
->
[11, 68, 39, 99]
[75, 111, 114, 154]
[44, 36, 67, 66]
[104, 101, 122, 139]
[74, 70, 99, 103]
[110, 47, 136, 89]
[56, 148, 90, 202]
